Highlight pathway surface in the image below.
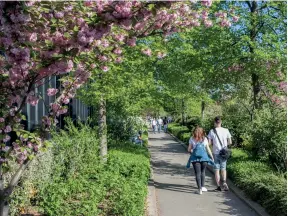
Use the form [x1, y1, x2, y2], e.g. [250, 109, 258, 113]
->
[148, 131, 258, 216]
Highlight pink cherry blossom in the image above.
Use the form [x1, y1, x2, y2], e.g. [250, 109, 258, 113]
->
[99, 55, 108, 62]
[61, 97, 70, 104]
[192, 12, 200, 19]
[115, 57, 123, 63]
[279, 81, 287, 92]
[0, 118, 4, 123]
[2, 146, 10, 152]
[57, 108, 68, 116]
[142, 48, 152, 56]
[4, 125, 12, 133]
[232, 16, 239, 22]
[202, 10, 209, 20]
[204, 20, 213, 27]
[201, 0, 212, 7]
[126, 37, 136, 47]
[114, 34, 126, 42]
[42, 116, 52, 127]
[33, 145, 39, 152]
[47, 88, 59, 96]
[101, 66, 109, 72]
[102, 40, 110, 48]
[27, 142, 33, 149]
[50, 103, 61, 113]
[113, 48, 122, 55]
[3, 135, 11, 143]
[27, 95, 39, 106]
[54, 12, 64, 19]
[28, 33, 37, 42]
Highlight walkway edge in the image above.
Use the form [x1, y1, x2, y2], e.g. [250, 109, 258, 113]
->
[168, 132, 270, 216]
[146, 144, 158, 216]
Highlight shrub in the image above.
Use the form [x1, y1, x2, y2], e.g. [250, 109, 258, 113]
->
[186, 116, 202, 131]
[228, 158, 287, 216]
[179, 132, 191, 145]
[10, 119, 150, 216]
[168, 123, 190, 140]
[104, 149, 150, 216]
[247, 108, 287, 173]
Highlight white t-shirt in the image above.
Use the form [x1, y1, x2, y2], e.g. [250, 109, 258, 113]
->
[152, 120, 157, 126]
[207, 127, 232, 154]
[158, 119, 163, 125]
[189, 137, 208, 150]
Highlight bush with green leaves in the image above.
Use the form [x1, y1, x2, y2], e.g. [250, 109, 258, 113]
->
[244, 108, 287, 173]
[9, 119, 150, 216]
[107, 115, 148, 142]
[185, 116, 202, 131]
[228, 149, 287, 216]
[168, 123, 190, 141]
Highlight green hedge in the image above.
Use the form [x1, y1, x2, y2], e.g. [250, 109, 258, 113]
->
[168, 123, 287, 216]
[168, 123, 190, 145]
[9, 120, 150, 216]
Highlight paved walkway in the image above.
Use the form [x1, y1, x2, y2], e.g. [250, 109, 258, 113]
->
[149, 131, 258, 216]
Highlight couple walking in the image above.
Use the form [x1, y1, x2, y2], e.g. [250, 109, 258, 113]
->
[187, 116, 232, 194]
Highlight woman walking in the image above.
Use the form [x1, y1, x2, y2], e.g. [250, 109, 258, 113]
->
[187, 126, 214, 194]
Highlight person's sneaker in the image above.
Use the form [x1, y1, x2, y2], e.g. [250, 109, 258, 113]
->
[214, 186, 222, 192]
[223, 183, 229, 191]
[201, 187, 208, 192]
[198, 189, 202, 195]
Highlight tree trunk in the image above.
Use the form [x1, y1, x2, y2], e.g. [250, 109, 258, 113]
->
[248, 1, 260, 110]
[0, 169, 8, 216]
[0, 160, 31, 216]
[201, 101, 205, 120]
[0, 198, 9, 216]
[252, 73, 260, 109]
[98, 95, 107, 162]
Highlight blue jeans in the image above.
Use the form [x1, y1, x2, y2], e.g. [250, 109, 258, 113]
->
[152, 125, 156, 133]
[213, 154, 227, 170]
[164, 124, 168, 133]
[158, 125, 162, 132]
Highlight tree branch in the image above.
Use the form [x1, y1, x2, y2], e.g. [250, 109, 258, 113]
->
[246, 1, 252, 9]
[1, 160, 31, 199]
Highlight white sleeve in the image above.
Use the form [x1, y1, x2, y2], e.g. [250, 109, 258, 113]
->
[227, 129, 232, 138]
[207, 130, 213, 140]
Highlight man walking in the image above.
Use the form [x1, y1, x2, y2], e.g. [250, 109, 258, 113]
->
[157, 117, 163, 133]
[208, 116, 232, 191]
[152, 118, 157, 134]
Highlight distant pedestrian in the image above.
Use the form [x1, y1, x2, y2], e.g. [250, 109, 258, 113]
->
[208, 116, 232, 192]
[157, 117, 163, 133]
[163, 117, 168, 133]
[152, 118, 157, 134]
[187, 126, 214, 195]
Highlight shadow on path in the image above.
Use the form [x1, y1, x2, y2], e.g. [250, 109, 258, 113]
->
[149, 131, 258, 216]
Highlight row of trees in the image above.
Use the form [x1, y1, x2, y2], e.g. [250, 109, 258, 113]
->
[141, 1, 286, 171]
[149, 1, 286, 122]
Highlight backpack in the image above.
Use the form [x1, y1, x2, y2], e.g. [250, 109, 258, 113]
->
[193, 141, 206, 158]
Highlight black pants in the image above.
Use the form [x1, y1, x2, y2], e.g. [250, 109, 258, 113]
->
[192, 161, 208, 189]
